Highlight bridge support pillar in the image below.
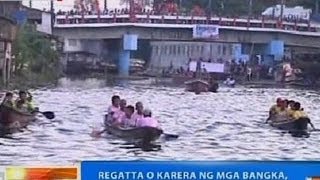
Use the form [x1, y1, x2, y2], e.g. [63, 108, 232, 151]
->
[268, 40, 284, 61]
[118, 50, 130, 76]
[118, 34, 138, 76]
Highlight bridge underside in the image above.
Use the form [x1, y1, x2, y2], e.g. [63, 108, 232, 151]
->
[54, 26, 320, 49]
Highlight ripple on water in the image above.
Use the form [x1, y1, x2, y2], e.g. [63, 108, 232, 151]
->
[1, 78, 320, 164]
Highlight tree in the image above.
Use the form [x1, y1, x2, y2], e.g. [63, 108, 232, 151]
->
[12, 24, 59, 79]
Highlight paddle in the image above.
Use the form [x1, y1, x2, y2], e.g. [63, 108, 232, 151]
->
[308, 119, 318, 131]
[163, 133, 179, 139]
[40, 111, 55, 120]
[32, 109, 55, 120]
[91, 128, 108, 137]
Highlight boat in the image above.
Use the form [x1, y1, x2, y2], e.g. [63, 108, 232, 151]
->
[104, 115, 163, 143]
[0, 105, 37, 134]
[268, 117, 310, 137]
[184, 79, 209, 93]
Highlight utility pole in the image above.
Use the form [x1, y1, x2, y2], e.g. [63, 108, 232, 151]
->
[316, 0, 319, 15]
[248, 0, 252, 18]
[280, 0, 285, 22]
[104, 0, 107, 11]
[50, 0, 54, 29]
[208, 0, 212, 13]
[29, 0, 32, 8]
[50, 0, 54, 13]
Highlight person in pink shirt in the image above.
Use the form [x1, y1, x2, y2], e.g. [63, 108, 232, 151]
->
[114, 105, 135, 127]
[113, 99, 126, 124]
[130, 101, 144, 127]
[106, 95, 121, 124]
[136, 109, 161, 129]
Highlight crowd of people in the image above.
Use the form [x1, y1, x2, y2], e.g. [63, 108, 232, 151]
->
[1, 91, 36, 113]
[105, 95, 160, 129]
[267, 98, 313, 127]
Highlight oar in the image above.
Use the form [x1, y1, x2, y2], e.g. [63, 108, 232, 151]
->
[40, 111, 55, 120]
[33, 110, 55, 120]
[308, 120, 319, 131]
[163, 133, 179, 139]
[91, 128, 108, 137]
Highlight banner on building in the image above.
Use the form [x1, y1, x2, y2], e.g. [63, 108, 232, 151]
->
[193, 25, 219, 39]
[189, 61, 225, 73]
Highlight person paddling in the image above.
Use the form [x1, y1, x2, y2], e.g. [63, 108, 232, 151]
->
[106, 95, 121, 123]
[1, 92, 14, 107]
[15, 91, 35, 112]
[287, 102, 310, 123]
[136, 109, 161, 129]
[115, 99, 127, 123]
[287, 102, 315, 131]
[267, 98, 283, 122]
[130, 102, 144, 127]
[114, 105, 135, 127]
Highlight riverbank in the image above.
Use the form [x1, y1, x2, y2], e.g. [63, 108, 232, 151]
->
[2, 71, 60, 91]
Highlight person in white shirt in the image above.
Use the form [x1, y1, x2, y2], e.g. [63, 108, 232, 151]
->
[136, 109, 160, 129]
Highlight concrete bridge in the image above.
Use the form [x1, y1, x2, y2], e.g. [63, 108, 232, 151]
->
[53, 14, 320, 76]
[54, 22, 320, 48]
[54, 14, 320, 48]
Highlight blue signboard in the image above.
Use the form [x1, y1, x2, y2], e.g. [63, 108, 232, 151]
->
[13, 10, 27, 25]
[81, 161, 320, 180]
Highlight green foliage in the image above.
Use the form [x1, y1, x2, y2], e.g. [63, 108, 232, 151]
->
[12, 24, 59, 81]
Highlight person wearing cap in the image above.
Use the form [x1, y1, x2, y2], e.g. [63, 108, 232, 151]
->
[135, 109, 160, 129]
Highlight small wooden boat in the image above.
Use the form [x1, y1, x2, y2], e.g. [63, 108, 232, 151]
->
[268, 117, 310, 137]
[184, 79, 209, 94]
[104, 115, 162, 143]
[0, 105, 37, 134]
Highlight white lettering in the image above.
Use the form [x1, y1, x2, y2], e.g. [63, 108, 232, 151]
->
[217, 172, 240, 180]
[98, 172, 144, 180]
[199, 172, 214, 179]
[243, 171, 287, 180]
[146, 172, 154, 179]
[156, 172, 197, 180]
[98, 172, 104, 179]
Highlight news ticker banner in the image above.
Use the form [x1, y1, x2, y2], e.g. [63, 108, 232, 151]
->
[81, 161, 320, 180]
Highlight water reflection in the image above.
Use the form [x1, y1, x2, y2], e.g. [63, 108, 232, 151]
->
[1, 77, 320, 165]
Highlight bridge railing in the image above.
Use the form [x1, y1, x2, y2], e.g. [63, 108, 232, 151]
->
[55, 13, 320, 33]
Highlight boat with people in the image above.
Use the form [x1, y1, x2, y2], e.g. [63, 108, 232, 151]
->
[267, 98, 314, 137]
[92, 96, 178, 144]
[104, 115, 163, 142]
[184, 60, 220, 94]
[0, 91, 54, 134]
[268, 117, 310, 137]
[0, 105, 38, 134]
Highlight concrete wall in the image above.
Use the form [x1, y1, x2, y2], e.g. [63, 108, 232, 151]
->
[36, 12, 52, 34]
[64, 39, 83, 52]
[64, 39, 103, 56]
[150, 41, 239, 69]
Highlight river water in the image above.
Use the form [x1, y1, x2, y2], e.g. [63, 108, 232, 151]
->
[1, 77, 320, 165]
